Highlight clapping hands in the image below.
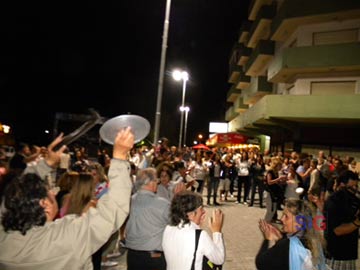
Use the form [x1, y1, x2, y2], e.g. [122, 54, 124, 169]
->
[258, 219, 282, 241]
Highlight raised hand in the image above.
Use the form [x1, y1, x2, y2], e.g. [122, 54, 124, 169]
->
[258, 219, 282, 241]
[113, 127, 134, 160]
[209, 208, 224, 233]
[45, 133, 67, 168]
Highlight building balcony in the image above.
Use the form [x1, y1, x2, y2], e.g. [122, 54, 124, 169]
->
[236, 44, 252, 66]
[229, 43, 252, 68]
[235, 71, 251, 90]
[234, 96, 249, 113]
[225, 105, 238, 122]
[271, 0, 360, 42]
[267, 42, 360, 83]
[238, 20, 252, 44]
[247, 4, 276, 48]
[233, 94, 360, 130]
[228, 63, 242, 84]
[245, 39, 275, 77]
[227, 85, 242, 103]
[243, 76, 273, 104]
[248, 0, 274, 21]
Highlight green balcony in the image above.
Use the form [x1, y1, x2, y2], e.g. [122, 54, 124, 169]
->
[271, 0, 360, 41]
[234, 94, 360, 129]
[227, 85, 242, 103]
[245, 40, 275, 77]
[247, 4, 276, 48]
[267, 42, 360, 83]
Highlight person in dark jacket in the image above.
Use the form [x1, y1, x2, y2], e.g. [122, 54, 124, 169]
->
[323, 170, 359, 270]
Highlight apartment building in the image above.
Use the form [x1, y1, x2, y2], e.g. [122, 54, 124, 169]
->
[226, 0, 360, 157]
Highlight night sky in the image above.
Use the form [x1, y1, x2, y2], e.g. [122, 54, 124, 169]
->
[0, 0, 250, 146]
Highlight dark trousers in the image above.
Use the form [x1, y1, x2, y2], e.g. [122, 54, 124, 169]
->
[237, 175, 250, 203]
[207, 177, 220, 204]
[91, 246, 102, 270]
[250, 177, 265, 207]
[127, 249, 166, 270]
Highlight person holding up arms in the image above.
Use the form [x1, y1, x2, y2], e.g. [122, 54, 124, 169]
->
[0, 127, 134, 270]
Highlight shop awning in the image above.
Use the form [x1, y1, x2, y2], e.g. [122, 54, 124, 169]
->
[207, 132, 250, 147]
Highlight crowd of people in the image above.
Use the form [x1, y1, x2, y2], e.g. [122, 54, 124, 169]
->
[0, 132, 359, 270]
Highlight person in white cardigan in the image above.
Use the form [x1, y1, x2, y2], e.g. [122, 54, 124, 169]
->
[162, 191, 225, 270]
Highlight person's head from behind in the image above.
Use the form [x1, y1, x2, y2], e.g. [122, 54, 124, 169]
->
[173, 161, 186, 176]
[2, 173, 58, 235]
[336, 170, 359, 193]
[67, 173, 95, 215]
[133, 167, 158, 193]
[57, 171, 78, 192]
[170, 190, 204, 227]
[87, 162, 108, 186]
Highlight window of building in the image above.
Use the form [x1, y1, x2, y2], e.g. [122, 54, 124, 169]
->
[313, 29, 358, 45]
[310, 81, 355, 95]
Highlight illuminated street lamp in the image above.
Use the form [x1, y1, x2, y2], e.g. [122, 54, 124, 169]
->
[180, 106, 190, 147]
[198, 134, 203, 143]
[173, 70, 189, 149]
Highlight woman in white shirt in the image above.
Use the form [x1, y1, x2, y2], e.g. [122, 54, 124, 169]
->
[162, 191, 225, 270]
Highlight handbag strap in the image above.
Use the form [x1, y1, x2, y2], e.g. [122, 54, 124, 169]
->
[191, 229, 202, 270]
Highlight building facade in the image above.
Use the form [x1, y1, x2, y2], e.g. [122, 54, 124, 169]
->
[226, 0, 360, 158]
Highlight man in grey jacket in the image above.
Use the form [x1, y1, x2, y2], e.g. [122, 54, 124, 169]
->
[0, 127, 134, 270]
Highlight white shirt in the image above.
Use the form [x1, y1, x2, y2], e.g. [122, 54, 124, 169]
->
[162, 222, 225, 270]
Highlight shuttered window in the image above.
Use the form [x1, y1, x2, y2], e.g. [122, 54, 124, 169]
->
[313, 29, 358, 45]
[311, 81, 355, 95]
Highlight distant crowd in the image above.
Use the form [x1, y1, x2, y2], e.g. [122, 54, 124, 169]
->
[0, 134, 359, 270]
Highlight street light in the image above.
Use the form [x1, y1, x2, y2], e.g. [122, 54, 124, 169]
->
[180, 106, 190, 147]
[153, 0, 172, 145]
[173, 70, 189, 149]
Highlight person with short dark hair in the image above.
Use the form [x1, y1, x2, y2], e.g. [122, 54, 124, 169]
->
[0, 128, 134, 270]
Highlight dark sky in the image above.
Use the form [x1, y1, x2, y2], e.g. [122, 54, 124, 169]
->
[0, 0, 250, 146]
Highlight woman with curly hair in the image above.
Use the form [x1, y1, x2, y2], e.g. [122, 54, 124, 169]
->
[0, 128, 134, 270]
[162, 190, 225, 270]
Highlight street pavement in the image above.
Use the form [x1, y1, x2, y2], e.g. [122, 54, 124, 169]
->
[102, 194, 360, 270]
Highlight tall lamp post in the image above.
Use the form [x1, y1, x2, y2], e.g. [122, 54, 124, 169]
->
[153, 0, 172, 145]
[180, 106, 190, 147]
[173, 70, 189, 149]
